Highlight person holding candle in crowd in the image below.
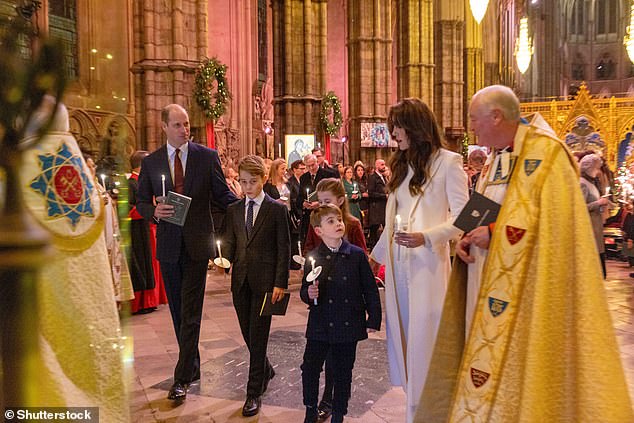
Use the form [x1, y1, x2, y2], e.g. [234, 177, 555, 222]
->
[342, 165, 363, 223]
[223, 155, 291, 417]
[136, 104, 237, 402]
[300, 204, 381, 423]
[297, 153, 331, 244]
[369, 98, 469, 423]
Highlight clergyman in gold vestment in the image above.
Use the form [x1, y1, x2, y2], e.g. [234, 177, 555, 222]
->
[415, 85, 633, 422]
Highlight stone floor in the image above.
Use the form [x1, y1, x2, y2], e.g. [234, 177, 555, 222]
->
[129, 259, 634, 422]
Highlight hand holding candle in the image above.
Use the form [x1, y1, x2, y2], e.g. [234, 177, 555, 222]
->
[309, 256, 317, 305]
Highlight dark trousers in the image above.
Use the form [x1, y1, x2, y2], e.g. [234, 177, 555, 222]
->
[302, 339, 358, 416]
[320, 353, 334, 404]
[600, 252, 606, 279]
[368, 224, 382, 249]
[232, 282, 274, 397]
[160, 251, 208, 384]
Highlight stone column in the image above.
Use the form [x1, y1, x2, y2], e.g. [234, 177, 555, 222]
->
[272, 0, 328, 153]
[463, 4, 484, 131]
[131, 0, 207, 151]
[395, 0, 434, 104]
[347, 0, 392, 164]
[434, 0, 464, 151]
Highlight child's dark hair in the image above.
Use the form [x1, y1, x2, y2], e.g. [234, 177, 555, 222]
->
[310, 203, 342, 228]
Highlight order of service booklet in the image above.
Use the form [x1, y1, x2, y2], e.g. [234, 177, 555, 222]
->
[260, 292, 291, 316]
[162, 190, 192, 227]
[453, 191, 501, 233]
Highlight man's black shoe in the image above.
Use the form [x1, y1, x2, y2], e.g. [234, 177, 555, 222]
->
[167, 382, 188, 401]
[242, 395, 261, 417]
[263, 367, 276, 393]
[317, 400, 332, 420]
[330, 412, 344, 423]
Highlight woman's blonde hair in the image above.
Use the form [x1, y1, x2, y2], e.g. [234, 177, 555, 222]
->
[269, 158, 287, 185]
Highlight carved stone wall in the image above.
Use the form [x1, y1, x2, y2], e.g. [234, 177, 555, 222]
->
[131, 0, 208, 152]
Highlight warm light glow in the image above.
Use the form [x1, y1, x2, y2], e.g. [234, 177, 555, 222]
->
[515, 17, 533, 74]
[625, 3, 634, 63]
[106, 53, 113, 60]
[469, 0, 489, 24]
[91, 48, 97, 54]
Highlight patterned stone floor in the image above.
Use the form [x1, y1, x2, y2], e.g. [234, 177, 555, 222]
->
[129, 259, 634, 422]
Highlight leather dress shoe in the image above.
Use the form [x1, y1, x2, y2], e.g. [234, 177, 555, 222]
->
[167, 382, 188, 400]
[317, 400, 332, 420]
[263, 368, 276, 393]
[242, 395, 261, 417]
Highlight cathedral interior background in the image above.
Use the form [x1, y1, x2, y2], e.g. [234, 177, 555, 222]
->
[5, 0, 634, 174]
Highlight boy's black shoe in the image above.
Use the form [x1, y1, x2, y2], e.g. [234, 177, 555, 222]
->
[317, 400, 332, 420]
[304, 406, 319, 423]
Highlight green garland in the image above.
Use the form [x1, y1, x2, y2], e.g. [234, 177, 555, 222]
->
[193, 57, 231, 121]
[320, 91, 343, 136]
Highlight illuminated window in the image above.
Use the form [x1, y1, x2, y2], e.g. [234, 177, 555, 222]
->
[48, 0, 78, 80]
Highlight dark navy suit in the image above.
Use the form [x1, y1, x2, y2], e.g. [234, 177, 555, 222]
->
[300, 240, 381, 417]
[136, 141, 237, 384]
[223, 194, 290, 397]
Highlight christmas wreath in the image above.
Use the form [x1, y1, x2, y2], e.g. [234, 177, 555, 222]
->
[193, 57, 231, 121]
[320, 91, 343, 136]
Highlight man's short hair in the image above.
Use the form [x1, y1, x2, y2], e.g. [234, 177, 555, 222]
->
[161, 104, 187, 124]
[312, 147, 323, 155]
[238, 155, 266, 178]
[472, 85, 520, 121]
[290, 159, 304, 170]
[579, 153, 602, 175]
[303, 153, 317, 163]
[130, 150, 149, 169]
[310, 204, 342, 228]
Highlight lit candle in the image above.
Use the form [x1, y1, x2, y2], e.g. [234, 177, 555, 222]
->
[100, 173, 106, 189]
[306, 187, 310, 200]
[395, 214, 401, 232]
[161, 174, 166, 197]
[605, 187, 611, 196]
[298, 240, 302, 256]
[353, 182, 358, 192]
[216, 240, 223, 258]
[310, 256, 315, 272]
[278, 143, 282, 156]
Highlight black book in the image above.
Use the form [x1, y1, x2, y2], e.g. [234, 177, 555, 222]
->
[162, 190, 192, 227]
[453, 191, 501, 233]
[260, 292, 291, 316]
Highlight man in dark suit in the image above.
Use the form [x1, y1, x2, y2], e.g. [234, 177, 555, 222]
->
[312, 146, 339, 178]
[367, 158, 389, 248]
[287, 159, 306, 269]
[224, 155, 290, 416]
[296, 153, 331, 244]
[136, 104, 237, 401]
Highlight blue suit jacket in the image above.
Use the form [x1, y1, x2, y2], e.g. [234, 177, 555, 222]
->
[136, 142, 237, 263]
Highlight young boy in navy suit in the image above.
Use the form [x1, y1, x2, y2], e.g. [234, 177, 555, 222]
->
[223, 155, 290, 417]
[300, 204, 382, 423]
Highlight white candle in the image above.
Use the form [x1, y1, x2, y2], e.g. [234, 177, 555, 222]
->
[100, 174, 106, 189]
[395, 214, 401, 232]
[306, 188, 310, 199]
[298, 241, 302, 256]
[606, 187, 611, 196]
[216, 240, 223, 258]
[278, 143, 282, 156]
[353, 183, 358, 192]
[161, 174, 166, 197]
[309, 256, 317, 305]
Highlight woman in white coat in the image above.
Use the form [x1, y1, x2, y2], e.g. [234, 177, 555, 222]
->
[370, 98, 469, 423]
